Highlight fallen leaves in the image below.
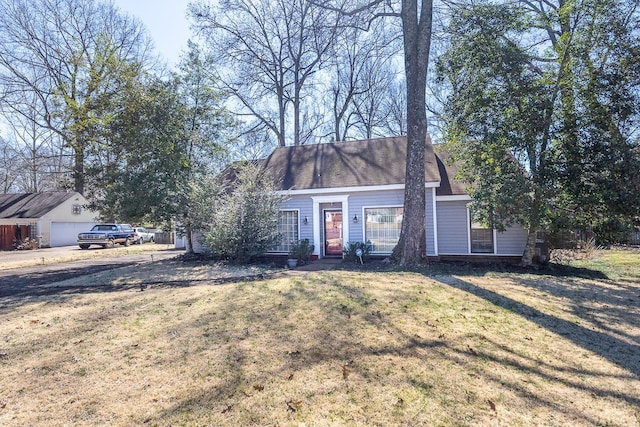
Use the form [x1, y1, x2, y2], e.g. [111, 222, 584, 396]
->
[424, 319, 438, 328]
[488, 399, 497, 412]
[342, 363, 350, 379]
[341, 360, 354, 380]
[286, 399, 302, 412]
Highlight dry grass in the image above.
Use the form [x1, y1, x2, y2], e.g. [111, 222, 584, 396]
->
[0, 244, 175, 271]
[0, 251, 638, 426]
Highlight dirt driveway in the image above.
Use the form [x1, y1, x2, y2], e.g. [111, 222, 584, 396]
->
[0, 244, 181, 298]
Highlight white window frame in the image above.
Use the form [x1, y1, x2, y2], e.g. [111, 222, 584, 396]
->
[362, 205, 404, 254]
[466, 209, 497, 254]
[270, 209, 300, 253]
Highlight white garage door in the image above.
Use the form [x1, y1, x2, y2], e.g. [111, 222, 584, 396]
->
[50, 222, 96, 247]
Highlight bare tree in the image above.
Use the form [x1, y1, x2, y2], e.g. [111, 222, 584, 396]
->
[0, 135, 20, 193]
[190, 0, 342, 146]
[327, 22, 401, 141]
[1, 89, 73, 192]
[351, 57, 400, 139]
[0, 0, 153, 194]
[381, 79, 407, 136]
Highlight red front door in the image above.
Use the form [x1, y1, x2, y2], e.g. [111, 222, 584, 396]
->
[324, 210, 343, 256]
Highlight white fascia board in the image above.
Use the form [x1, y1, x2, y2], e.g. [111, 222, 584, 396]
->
[275, 181, 439, 196]
[436, 195, 472, 202]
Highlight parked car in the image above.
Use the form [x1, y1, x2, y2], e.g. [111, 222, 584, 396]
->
[77, 224, 134, 249]
[132, 227, 155, 244]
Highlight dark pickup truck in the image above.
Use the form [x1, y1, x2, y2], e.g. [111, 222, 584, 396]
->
[78, 223, 134, 249]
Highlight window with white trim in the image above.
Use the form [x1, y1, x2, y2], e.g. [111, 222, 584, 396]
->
[273, 210, 299, 253]
[72, 204, 82, 215]
[364, 207, 403, 253]
[470, 220, 494, 253]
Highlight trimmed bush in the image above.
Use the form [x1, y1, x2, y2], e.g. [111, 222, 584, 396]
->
[343, 241, 371, 263]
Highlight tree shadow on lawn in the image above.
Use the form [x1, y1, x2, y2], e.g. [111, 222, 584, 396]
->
[341, 260, 639, 374]
[345, 259, 611, 281]
[515, 273, 640, 345]
[432, 273, 640, 379]
[139, 271, 639, 426]
[0, 261, 272, 311]
[2, 260, 638, 424]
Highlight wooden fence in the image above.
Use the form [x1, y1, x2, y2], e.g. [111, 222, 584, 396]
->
[154, 231, 174, 244]
[0, 224, 30, 251]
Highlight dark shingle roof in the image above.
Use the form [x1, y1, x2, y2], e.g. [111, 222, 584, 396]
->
[262, 136, 445, 191]
[433, 145, 467, 196]
[0, 192, 76, 219]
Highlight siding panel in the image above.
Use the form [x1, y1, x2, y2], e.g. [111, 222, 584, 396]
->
[281, 196, 314, 243]
[425, 189, 435, 255]
[497, 226, 528, 255]
[436, 201, 469, 254]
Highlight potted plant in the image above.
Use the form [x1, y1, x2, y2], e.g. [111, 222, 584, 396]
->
[288, 239, 314, 268]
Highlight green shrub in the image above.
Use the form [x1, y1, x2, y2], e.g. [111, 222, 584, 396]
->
[203, 163, 286, 264]
[288, 239, 314, 265]
[343, 241, 371, 263]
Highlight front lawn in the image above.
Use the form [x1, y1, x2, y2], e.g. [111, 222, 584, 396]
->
[0, 251, 638, 426]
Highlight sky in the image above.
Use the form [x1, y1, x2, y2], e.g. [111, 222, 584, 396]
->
[112, 0, 192, 67]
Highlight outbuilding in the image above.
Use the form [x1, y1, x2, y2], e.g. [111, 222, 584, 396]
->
[0, 192, 98, 249]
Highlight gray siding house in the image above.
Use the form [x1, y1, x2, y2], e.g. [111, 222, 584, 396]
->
[261, 136, 528, 260]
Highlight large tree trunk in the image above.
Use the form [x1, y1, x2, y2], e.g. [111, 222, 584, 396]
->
[520, 226, 538, 267]
[391, 127, 427, 264]
[185, 223, 194, 254]
[391, 0, 433, 266]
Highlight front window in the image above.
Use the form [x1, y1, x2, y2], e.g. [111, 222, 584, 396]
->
[470, 220, 494, 253]
[273, 210, 299, 253]
[364, 207, 403, 253]
[72, 204, 82, 215]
